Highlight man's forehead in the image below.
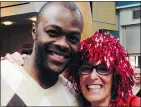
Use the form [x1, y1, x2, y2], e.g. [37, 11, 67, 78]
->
[39, 11, 81, 26]
[38, 4, 78, 24]
[40, 4, 64, 16]
[38, 2, 82, 21]
[38, 8, 82, 32]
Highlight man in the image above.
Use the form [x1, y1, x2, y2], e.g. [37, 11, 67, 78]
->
[1, 2, 83, 106]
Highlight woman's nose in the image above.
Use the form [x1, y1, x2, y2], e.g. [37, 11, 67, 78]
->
[89, 68, 99, 79]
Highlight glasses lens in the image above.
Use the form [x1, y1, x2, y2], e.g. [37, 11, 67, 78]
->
[79, 64, 111, 75]
[79, 65, 93, 75]
[96, 64, 111, 75]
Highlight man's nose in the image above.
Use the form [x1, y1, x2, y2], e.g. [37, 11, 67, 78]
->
[89, 68, 99, 79]
[55, 36, 69, 52]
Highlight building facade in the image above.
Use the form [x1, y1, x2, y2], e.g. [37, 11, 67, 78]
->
[92, 2, 116, 33]
[116, 1, 141, 67]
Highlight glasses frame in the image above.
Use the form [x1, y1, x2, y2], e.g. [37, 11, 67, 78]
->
[78, 64, 112, 76]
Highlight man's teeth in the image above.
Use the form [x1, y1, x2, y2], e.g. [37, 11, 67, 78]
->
[53, 53, 64, 59]
[88, 85, 102, 89]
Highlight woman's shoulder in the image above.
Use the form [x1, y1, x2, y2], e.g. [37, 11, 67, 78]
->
[127, 95, 141, 107]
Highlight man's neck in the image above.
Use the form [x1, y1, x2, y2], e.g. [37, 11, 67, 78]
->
[23, 53, 59, 89]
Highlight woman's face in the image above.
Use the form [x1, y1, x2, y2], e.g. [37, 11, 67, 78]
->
[79, 61, 113, 105]
[133, 68, 141, 84]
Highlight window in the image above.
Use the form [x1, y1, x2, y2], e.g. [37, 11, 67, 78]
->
[138, 56, 141, 66]
[133, 9, 141, 19]
[129, 55, 141, 67]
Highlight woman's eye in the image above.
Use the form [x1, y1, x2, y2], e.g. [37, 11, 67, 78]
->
[96, 65, 109, 72]
[80, 65, 93, 71]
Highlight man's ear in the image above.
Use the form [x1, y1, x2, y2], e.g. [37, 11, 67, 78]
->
[32, 22, 37, 40]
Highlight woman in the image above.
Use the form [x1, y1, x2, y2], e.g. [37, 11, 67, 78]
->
[68, 31, 140, 106]
[132, 66, 141, 97]
[2, 31, 140, 106]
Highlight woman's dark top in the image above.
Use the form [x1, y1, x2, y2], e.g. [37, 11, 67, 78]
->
[136, 89, 141, 97]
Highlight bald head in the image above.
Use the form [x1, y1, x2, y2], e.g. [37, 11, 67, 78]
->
[36, 2, 83, 28]
[39, 2, 80, 13]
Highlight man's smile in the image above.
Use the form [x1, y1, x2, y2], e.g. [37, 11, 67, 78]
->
[47, 49, 70, 63]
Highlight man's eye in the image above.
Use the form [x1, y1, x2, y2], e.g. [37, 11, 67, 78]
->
[68, 36, 79, 44]
[46, 30, 59, 37]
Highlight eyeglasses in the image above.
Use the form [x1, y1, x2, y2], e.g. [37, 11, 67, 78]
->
[78, 64, 111, 76]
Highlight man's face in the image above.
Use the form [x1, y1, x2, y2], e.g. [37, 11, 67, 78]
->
[33, 5, 83, 75]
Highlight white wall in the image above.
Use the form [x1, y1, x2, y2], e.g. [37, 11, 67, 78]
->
[124, 25, 140, 53]
[118, 6, 140, 54]
[119, 6, 140, 26]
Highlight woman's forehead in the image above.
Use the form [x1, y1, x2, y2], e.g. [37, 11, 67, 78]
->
[81, 59, 99, 66]
[134, 68, 141, 73]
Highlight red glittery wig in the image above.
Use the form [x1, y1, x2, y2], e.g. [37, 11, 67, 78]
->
[68, 31, 134, 106]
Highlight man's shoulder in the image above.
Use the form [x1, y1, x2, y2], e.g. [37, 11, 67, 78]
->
[1, 60, 25, 106]
[59, 75, 79, 106]
[1, 60, 24, 88]
[1, 59, 14, 67]
[59, 75, 77, 96]
[1, 60, 24, 78]
[1, 60, 22, 70]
